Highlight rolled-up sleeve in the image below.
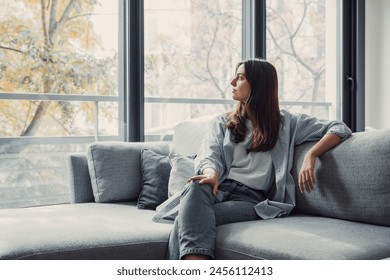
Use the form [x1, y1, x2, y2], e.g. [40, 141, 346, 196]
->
[326, 122, 353, 142]
[294, 113, 352, 145]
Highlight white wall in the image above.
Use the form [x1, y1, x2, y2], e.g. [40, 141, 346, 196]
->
[366, 0, 390, 130]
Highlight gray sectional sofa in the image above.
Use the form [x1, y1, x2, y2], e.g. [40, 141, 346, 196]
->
[1, 117, 390, 260]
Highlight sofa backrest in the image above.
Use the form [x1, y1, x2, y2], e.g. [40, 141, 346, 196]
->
[67, 118, 390, 227]
[173, 119, 390, 226]
[67, 152, 94, 203]
[292, 129, 390, 226]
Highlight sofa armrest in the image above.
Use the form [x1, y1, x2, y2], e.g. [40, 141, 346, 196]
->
[66, 152, 94, 203]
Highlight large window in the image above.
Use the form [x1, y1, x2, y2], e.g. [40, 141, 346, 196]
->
[0, 0, 120, 208]
[144, 0, 242, 141]
[0, 0, 348, 209]
[267, 0, 339, 121]
[144, 0, 340, 141]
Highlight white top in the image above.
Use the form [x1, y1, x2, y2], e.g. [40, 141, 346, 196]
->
[227, 120, 274, 191]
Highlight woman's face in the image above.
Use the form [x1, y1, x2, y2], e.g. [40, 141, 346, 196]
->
[230, 64, 250, 103]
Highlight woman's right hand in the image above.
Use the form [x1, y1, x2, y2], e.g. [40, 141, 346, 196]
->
[187, 168, 219, 196]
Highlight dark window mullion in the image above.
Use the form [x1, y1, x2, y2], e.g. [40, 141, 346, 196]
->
[127, 0, 144, 142]
[242, 0, 266, 60]
[355, 0, 365, 132]
[254, 0, 266, 59]
[119, 0, 126, 141]
[342, 0, 365, 132]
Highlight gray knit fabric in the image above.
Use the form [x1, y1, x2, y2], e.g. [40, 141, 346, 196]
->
[0, 203, 172, 260]
[215, 215, 390, 260]
[292, 129, 390, 226]
[66, 152, 94, 203]
[86, 141, 170, 203]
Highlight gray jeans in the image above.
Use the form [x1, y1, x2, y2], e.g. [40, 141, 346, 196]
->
[167, 179, 266, 259]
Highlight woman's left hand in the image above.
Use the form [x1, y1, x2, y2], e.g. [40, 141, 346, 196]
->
[298, 133, 343, 194]
[299, 152, 316, 193]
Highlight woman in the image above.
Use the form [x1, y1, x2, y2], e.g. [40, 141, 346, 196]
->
[165, 58, 352, 260]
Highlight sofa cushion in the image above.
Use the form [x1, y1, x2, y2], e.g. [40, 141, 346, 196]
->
[0, 203, 172, 260]
[167, 153, 195, 197]
[171, 117, 212, 156]
[292, 129, 390, 226]
[215, 215, 390, 260]
[87, 141, 170, 203]
[137, 149, 171, 209]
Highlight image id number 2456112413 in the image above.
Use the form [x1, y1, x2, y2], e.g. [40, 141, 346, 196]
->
[209, 266, 273, 276]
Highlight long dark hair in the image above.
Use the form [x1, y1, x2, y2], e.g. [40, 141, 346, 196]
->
[226, 58, 280, 152]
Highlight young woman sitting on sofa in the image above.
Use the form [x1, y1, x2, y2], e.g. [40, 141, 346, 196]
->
[166, 58, 352, 260]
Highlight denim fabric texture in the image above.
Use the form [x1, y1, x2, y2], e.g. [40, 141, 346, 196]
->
[168, 179, 265, 259]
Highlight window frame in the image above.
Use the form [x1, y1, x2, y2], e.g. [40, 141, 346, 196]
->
[124, 0, 145, 142]
[341, 0, 365, 132]
[242, 0, 266, 60]
[128, 0, 365, 142]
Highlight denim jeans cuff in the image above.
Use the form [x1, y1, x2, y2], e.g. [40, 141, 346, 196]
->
[180, 248, 214, 259]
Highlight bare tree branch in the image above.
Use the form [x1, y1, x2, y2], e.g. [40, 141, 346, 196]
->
[48, 112, 72, 134]
[0, 45, 25, 54]
[40, 0, 50, 46]
[21, 101, 51, 136]
[267, 0, 326, 113]
[267, 3, 320, 77]
[50, 0, 78, 44]
[206, 17, 225, 98]
[49, 0, 58, 36]
[66, 13, 95, 22]
[266, 24, 317, 77]
[291, 0, 308, 38]
[21, 102, 34, 135]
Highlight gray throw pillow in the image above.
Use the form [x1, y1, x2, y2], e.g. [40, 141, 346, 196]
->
[168, 153, 195, 197]
[86, 141, 169, 203]
[137, 149, 171, 210]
